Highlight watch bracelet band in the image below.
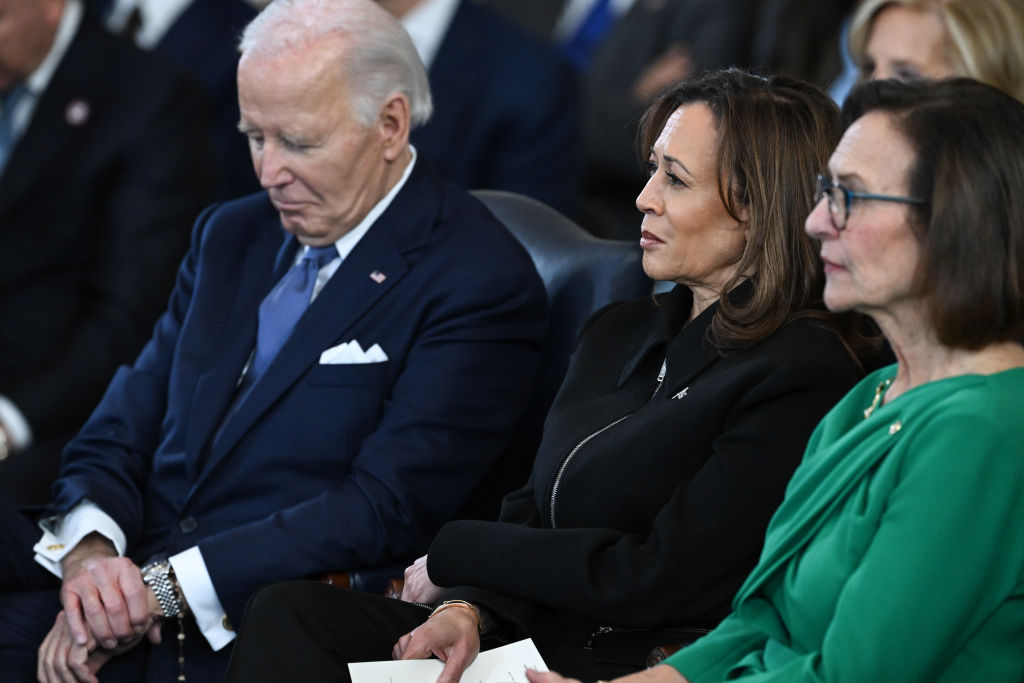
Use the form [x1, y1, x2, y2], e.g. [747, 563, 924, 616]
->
[0, 425, 10, 461]
[141, 560, 187, 618]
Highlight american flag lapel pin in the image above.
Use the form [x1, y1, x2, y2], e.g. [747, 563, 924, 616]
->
[369, 270, 387, 284]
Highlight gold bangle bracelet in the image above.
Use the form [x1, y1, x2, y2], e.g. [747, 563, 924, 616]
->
[429, 600, 482, 632]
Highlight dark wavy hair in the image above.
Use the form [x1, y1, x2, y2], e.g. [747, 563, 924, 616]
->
[639, 68, 875, 360]
[842, 78, 1024, 348]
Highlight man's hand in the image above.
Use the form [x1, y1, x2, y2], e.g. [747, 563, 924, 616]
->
[59, 533, 156, 650]
[401, 555, 446, 604]
[36, 609, 162, 683]
[392, 606, 480, 683]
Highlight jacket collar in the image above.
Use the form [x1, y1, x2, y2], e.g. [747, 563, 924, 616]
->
[617, 279, 755, 390]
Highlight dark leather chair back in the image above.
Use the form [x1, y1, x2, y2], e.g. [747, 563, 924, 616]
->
[461, 190, 652, 519]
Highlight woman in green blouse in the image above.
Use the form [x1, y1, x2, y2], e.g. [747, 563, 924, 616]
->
[531, 77, 1024, 683]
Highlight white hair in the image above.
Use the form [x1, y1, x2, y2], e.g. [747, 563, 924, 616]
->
[239, 0, 433, 128]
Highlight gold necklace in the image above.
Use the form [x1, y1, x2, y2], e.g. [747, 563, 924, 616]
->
[863, 378, 892, 419]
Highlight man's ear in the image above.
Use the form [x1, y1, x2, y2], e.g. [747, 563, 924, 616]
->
[378, 93, 411, 162]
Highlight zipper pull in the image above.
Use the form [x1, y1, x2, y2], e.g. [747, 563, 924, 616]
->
[651, 359, 667, 399]
[585, 625, 613, 650]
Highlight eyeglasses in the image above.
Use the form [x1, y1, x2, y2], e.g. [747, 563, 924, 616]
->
[814, 174, 926, 230]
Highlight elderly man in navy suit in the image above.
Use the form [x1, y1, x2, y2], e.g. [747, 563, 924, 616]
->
[0, 0, 547, 681]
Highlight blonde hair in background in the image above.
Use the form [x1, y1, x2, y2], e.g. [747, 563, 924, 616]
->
[848, 0, 1024, 102]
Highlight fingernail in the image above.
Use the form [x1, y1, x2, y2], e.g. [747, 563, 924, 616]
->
[105, 639, 117, 649]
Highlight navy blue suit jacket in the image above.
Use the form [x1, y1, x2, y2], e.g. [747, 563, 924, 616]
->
[52, 159, 548, 622]
[411, 1, 580, 216]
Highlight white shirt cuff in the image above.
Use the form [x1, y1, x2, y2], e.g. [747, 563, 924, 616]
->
[169, 546, 235, 650]
[0, 393, 33, 451]
[32, 501, 127, 577]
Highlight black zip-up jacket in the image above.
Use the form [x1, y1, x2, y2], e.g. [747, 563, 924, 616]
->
[429, 282, 862, 677]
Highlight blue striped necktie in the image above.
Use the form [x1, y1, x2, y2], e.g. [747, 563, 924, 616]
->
[249, 245, 338, 382]
[0, 85, 29, 176]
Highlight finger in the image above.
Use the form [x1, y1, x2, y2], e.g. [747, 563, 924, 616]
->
[39, 619, 75, 683]
[436, 647, 475, 683]
[93, 572, 134, 641]
[53, 625, 81, 683]
[392, 632, 412, 660]
[118, 570, 152, 632]
[524, 673, 561, 683]
[77, 589, 118, 650]
[67, 643, 100, 683]
[38, 612, 72, 683]
[146, 620, 163, 645]
[395, 632, 435, 661]
[66, 580, 117, 649]
[61, 594, 91, 648]
[84, 649, 114, 683]
[37, 615, 58, 683]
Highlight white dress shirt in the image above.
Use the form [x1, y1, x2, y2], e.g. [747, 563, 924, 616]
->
[398, 0, 460, 69]
[105, 0, 193, 49]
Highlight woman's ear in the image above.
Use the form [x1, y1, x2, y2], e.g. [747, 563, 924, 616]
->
[736, 202, 751, 226]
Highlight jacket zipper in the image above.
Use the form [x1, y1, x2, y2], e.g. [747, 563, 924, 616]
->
[584, 624, 713, 650]
[548, 360, 667, 528]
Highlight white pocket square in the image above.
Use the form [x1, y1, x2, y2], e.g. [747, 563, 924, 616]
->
[319, 340, 388, 364]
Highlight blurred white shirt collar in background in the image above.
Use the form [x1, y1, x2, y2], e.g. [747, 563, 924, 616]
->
[399, 0, 460, 70]
[106, 0, 192, 49]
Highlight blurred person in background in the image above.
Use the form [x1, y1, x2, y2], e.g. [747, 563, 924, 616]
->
[379, 0, 580, 216]
[98, 0, 260, 200]
[0, 0, 217, 506]
[849, 0, 1024, 101]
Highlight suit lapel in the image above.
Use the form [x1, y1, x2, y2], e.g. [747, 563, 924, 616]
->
[616, 283, 751, 397]
[199, 159, 442, 477]
[182, 222, 293, 476]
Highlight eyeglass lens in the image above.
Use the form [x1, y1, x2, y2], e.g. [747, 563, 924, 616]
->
[814, 175, 846, 229]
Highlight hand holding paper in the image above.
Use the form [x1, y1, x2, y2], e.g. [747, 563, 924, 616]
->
[349, 638, 548, 683]
[391, 604, 480, 681]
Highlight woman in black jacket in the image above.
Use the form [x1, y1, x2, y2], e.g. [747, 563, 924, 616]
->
[223, 69, 874, 683]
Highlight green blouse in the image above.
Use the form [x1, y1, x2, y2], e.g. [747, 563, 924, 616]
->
[666, 365, 1024, 682]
